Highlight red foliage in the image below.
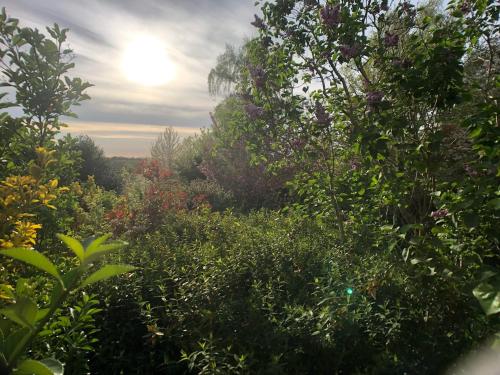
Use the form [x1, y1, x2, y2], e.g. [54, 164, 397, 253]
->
[108, 159, 211, 235]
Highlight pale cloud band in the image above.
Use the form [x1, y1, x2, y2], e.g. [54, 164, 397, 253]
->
[61, 121, 201, 157]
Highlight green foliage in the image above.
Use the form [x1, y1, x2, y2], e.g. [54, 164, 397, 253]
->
[75, 136, 121, 191]
[0, 8, 92, 147]
[0, 235, 135, 374]
[1, 2, 498, 374]
[85, 209, 491, 374]
[34, 293, 102, 375]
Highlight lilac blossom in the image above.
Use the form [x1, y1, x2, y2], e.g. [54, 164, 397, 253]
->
[460, 1, 471, 14]
[339, 44, 360, 60]
[315, 102, 331, 126]
[431, 209, 448, 219]
[261, 36, 273, 48]
[392, 58, 411, 69]
[251, 14, 266, 30]
[305, 0, 318, 7]
[321, 4, 341, 28]
[292, 138, 306, 150]
[366, 91, 384, 106]
[464, 163, 479, 177]
[350, 160, 361, 171]
[248, 65, 266, 89]
[244, 103, 265, 120]
[384, 33, 399, 47]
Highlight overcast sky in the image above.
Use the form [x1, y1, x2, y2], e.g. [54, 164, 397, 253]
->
[3, 0, 257, 156]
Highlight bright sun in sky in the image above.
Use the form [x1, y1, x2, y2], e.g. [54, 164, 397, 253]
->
[121, 35, 176, 86]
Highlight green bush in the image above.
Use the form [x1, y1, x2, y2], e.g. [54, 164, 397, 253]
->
[89, 210, 492, 374]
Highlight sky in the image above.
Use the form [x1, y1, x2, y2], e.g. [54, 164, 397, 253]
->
[3, 0, 257, 156]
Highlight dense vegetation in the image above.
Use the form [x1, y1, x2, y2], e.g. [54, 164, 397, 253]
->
[0, 0, 498, 374]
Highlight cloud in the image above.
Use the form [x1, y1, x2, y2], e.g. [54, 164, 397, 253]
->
[3, 0, 257, 154]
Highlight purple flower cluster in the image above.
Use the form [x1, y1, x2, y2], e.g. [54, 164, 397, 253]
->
[244, 103, 264, 120]
[291, 138, 306, 150]
[320, 4, 341, 28]
[431, 209, 448, 219]
[401, 1, 416, 17]
[350, 159, 361, 171]
[339, 44, 360, 59]
[251, 14, 266, 30]
[315, 102, 331, 126]
[384, 33, 399, 47]
[261, 36, 273, 48]
[366, 91, 384, 106]
[460, 1, 471, 14]
[464, 163, 479, 177]
[392, 59, 411, 69]
[248, 65, 266, 89]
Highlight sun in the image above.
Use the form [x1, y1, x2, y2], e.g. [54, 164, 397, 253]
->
[121, 35, 175, 86]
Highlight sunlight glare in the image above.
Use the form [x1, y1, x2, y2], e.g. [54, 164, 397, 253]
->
[121, 35, 175, 86]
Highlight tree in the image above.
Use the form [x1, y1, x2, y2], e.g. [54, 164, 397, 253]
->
[207, 0, 499, 369]
[208, 44, 247, 97]
[150, 126, 180, 169]
[0, 8, 92, 148]
[201, 96, 294, 210]
[75, 135, 121, 191]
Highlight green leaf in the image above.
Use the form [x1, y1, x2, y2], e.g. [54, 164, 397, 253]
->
[3, 327, 30, 360]
[84, 241, 127, 264]
[57, 234, 84, 261]
[59, 268, 80, 294]
[0, 249, 61, 283]
[83, 234, 111, 253]
[473, 282, 500, 316]
[35, 308, 50, 322]
[80, 265, 136, 288]
[487, 198, 500, 210]
[15, 358, 63, 375]
[39, 359, 64, 375]
[463, 212, 479, 228]
[0, 297, 38, 328]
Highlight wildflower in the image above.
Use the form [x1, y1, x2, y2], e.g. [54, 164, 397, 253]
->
[321, 4, 341, 28]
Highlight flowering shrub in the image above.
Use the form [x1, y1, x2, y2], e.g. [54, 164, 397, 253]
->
[107, 159, 211, 235]
[0, 148, 68, 249]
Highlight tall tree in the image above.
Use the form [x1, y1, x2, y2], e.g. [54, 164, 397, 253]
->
[150, 126, 180, 169]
